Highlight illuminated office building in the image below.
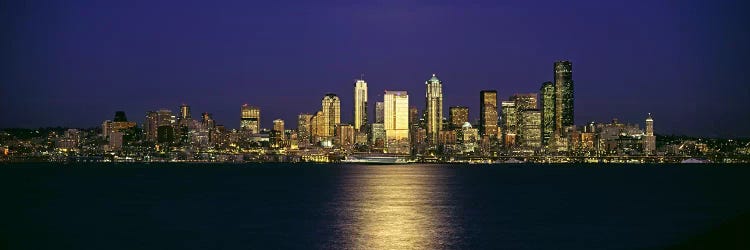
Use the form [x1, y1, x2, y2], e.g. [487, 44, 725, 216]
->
[554, 61, 574, 137]
[501, 101, 517, 147]
[297, 113, 312, 146]
[273, 119, 284, 132]
[519, 110, 542, 149]
[540, 81, 555, 145]
[424, 74, 443, 144]
[271, 119, 285, 148]
[201, 112, 215, 129]
[643, 113, 656, 155]
[179, 104, 191, 120]
[384, 91, 409, 154]
[353, 79, 368, 132]
[375, 101, 384, 124]
[337, 124, 355, 148]
[240, 104, 261, 134]
[144, 111, 159, 142]
[322, 93, 341, 137]
[449, 106, 469, 130]
[479, 90, 498, 139]
[512, 93, 538, 111]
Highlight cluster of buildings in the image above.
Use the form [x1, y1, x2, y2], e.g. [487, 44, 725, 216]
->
[7, 60, 742, 163]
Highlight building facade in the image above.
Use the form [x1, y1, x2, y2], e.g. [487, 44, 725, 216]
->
[384, 91, 409, 154]
[479, 90, 498, 139]
[449, 106, 469, 130]
[424, 74, 443, 144]
[540, 81, 555, 146]
[354, 79, 368, 132]
[554, 61, 574, 138]
[321, 94, 341, 137]
[240, 104, 260, 134]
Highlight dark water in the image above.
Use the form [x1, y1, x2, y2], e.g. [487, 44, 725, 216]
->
[1, 163, 749, 249]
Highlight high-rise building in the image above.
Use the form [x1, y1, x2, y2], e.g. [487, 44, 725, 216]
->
[425, 74, 443, 143]
[554, 61, 574, 137]
[459, 122, 479, 153]
[354, 79, 368, 132]
[540, 82, 555, 145]
[144, 111, 158, 142]
[240, 104, 261, 134]
[375, 101, 385, 124]
[311, 110, 326, 142]
[322, 94, 341, 137]
[179, 104, 191, 120]
[156, 109, 175, 127]
[519, 110, 542, 149]
[643, 113, 656, 155]
[271, 119, 285, 148]
[479, 90, 498, 138]
[512, 93, 538, 111]
[409, 106, 419, 127]
[337, 124, 356, 148]
[449, 106, 469, 129]
[201, 112, 215, 129]
[297, 113, 312, 146]
[384, 91, 409, 154]
[501, 101, 517, 147]
[273, 119, 285, 132]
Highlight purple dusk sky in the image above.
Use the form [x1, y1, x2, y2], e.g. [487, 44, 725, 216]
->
[1, 0, 749, 137]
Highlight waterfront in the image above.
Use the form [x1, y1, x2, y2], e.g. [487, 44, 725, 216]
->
[1, 164, 749, 249]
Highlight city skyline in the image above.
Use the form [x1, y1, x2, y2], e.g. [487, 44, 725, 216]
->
[2, 1, 749, 138]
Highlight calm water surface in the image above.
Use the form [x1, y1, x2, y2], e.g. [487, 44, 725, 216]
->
[1, 163, 748, 249]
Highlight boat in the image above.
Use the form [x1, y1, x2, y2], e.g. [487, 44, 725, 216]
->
[681, 158, 710, 164]
[341, 154, 409, 164]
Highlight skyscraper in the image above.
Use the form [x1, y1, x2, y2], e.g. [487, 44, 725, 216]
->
[240, 104, 260, 134]
[554, 61, 574, 137]
[273, 119, 285, 132]
[297, 113, 312, 146]
[321, 93, 341, 137]
[144, 111, 158, 142]
[179, 104, 191, 120]
[271, 119, 285, 148]
[311, 110, 325, 142]
[540, 82, 555, 145]
[201, 112, 215, 129]
[501, 101, 517, 147]
[449, 106, 469, 129]
[511, 93, 538, 111]
[479, 90, 498, 139]
[519, 109, 542, 149]
[425, 74, 443, 144]
[643, 113, 656, 155]
[354, 79, 368, 132]
[375, 101, 384, 124]
[384, 91, 409, 154]
[409, 106, 419, 126]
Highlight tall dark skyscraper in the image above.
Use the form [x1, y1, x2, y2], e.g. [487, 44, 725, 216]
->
[540, 81, 555, 145]
[479, 90, 498, 139]
[554, 61, 574, 137]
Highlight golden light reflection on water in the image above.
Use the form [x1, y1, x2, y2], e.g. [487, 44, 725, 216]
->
[335, 165, 458, 249]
